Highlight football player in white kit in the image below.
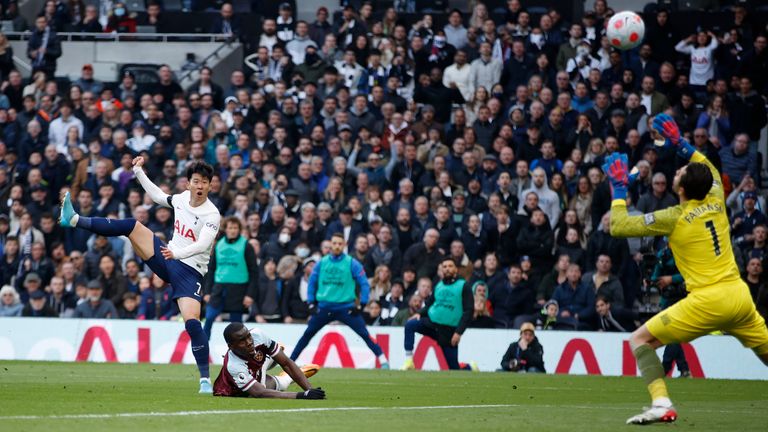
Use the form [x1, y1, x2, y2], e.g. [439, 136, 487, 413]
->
[59, 157, 221, 394]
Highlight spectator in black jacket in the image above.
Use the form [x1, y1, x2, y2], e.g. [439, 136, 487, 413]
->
[414, 68, 465, 124]
[516, 208, 554, 280]
[22, 289, 57, 317]
[490, 265, 534, 328]
[27, 16, 62, 78]
[365, 224, 402, 276]
[209, 3, 241, 39]
[585, 211, 629, 277]
[593, 295, 636, 332]
[403, 228, 443, 280]
[281, 256, 314, 323]
[728, 77, 767, 144]
[499, 322, 545, 372]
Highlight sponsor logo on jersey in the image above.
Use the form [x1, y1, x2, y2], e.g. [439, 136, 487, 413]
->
[174, 220, 197, 241]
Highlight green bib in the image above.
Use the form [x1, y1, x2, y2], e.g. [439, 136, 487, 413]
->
[317, 255, 357, 303]
[428, 279, 465, 327]
[214, 236, 249, 284]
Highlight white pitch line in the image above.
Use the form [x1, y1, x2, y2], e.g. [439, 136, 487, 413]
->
[1, 403, 762, 421]
[0, 404, 515, 420]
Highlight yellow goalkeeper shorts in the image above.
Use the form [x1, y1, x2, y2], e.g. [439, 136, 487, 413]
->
[646, 279, 768, 355]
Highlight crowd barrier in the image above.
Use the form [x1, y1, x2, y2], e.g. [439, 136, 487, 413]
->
[0, 317, 765, 380]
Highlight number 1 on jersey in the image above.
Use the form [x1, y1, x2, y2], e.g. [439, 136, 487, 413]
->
[705, 220, 721, 256]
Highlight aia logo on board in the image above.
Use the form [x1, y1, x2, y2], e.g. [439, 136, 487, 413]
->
[174, 220, 197, 241]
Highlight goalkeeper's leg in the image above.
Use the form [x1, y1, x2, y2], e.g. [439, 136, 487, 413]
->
[625, 325, 678, 425]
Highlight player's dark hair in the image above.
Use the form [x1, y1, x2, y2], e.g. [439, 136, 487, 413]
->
[186, 161, 214, 181]
[223, 322, 246, 345]
[331, 232, 345, 241]
[679, 162, 713, 201]
[441, 255, 457, 265]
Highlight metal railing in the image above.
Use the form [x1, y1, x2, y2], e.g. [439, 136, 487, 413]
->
[3, 31, 235, 43]
[178, 39, 240, 85]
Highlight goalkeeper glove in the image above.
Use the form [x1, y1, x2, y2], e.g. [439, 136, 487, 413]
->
[652, 113, 696, 160]
[652, 113, 682, 146]
[296, 387, 326, 400]
[601, 153, 629, 200]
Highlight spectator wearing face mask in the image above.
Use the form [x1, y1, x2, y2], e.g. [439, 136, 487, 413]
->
[105, 2, 136, 34]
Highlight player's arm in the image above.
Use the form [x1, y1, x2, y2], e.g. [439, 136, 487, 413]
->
[610, 200, 679, 238]
[351, 258, 370, 305]
[166, 215, 220, 260]
[244, 379, 324, 399]
[653, 113, 725, 202]
[306, 260, 321, 304]
[602, 151, 678, 238]
[272, 349, 313, 391]
[131, 156, 172, 208]
[454, 283, 474, 336]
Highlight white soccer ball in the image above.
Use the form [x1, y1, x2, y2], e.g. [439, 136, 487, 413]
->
[606, 11, 645, 51]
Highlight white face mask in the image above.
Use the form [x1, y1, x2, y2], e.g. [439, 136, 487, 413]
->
[279, 233, 291, 244]
[295, 247, 310, 258]
[530, 33, 543, 47]
[577, 47, 590, 57]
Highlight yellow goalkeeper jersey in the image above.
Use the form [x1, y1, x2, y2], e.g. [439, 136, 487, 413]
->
[610, 152, 742, 291]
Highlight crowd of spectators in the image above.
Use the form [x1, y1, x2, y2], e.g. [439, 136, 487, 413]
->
[1, 1, 768, 332]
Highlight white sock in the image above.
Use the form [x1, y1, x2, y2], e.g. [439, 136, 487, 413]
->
[200, 377, 210, 383]
[653, 397, 672, 408]
[378, 353, 389, 364]
[405, 351, 413, 359]
[70, 213, 79, 226]
[273, 373, 292, 391]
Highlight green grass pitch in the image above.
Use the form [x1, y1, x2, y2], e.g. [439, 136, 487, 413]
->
[0, 361, 766, 432]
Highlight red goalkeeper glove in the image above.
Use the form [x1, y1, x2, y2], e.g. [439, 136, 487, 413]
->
[601, 153, 629, 200]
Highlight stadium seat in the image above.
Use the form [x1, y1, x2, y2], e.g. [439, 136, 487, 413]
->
[164, 0, 183, 12]
[126, 0, 146, 13]
[232, 0, 250, 14]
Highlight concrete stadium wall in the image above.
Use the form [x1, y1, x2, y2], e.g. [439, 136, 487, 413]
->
[1, 317, 766, 380]
[9, 40, 239, 84]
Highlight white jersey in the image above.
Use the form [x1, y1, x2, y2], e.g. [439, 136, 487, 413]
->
[167, 190, 220, 275]
[218, 328, 280, 394]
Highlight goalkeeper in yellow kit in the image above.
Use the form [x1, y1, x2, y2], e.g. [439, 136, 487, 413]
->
[603, 114, 768, 425]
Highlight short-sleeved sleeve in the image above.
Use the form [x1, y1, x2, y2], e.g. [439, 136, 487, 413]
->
[250, 328, 280, 357]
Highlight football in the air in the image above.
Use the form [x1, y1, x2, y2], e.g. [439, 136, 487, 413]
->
[606, 11, 645, 50]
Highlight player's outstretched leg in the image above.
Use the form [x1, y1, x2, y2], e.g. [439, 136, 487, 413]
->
[338, 312, 389, 369]
[60, 191, 137, 236]
[626, 327, 677, 425]
[290, 311, 335, 361]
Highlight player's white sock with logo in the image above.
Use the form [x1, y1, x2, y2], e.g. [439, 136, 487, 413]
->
[273, 373, 292, 391]
[69, 213, 80, 226]
[378, 354, 389, 364]
[653, 397, 672, 408]
[405, 351, 413, 360]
